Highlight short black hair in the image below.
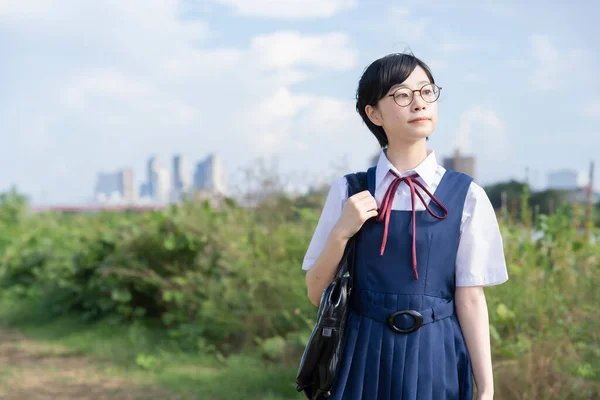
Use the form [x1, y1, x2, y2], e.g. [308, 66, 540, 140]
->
[355, 52, 436, 148]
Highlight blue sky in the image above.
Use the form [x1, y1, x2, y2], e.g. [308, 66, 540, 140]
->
[1, 0, 599, 204]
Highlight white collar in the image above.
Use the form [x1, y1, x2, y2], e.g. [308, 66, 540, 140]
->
[375, 148, 439, 190]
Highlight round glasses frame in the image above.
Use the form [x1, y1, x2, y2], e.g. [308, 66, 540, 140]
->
[387, 83, 442, 107]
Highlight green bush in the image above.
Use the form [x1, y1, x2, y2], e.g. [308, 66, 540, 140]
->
[0, 197, 318, 355]
[0, 187, 598, 398]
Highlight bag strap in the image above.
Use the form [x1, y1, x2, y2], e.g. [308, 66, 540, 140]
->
[333, 171, 368, 279]
[345, 171, 368, 198]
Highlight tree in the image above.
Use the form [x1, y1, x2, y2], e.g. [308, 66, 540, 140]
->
[483, 181, 574, 219]
[483, 180, 526, 210]
[529, 189, 571, 216]
[0, 186, 28, 226]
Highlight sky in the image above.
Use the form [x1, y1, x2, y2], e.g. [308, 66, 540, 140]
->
[1, 0, 599, 204]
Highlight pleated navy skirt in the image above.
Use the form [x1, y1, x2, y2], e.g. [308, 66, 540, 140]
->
[328, 168, 474, 400]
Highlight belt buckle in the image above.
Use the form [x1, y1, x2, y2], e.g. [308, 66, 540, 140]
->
[386, 310, 424, 334]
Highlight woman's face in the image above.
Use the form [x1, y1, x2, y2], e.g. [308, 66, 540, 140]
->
[366, 66, 438, 145]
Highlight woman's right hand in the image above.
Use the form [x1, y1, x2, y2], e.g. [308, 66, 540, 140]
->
[333, 190, 378, 240]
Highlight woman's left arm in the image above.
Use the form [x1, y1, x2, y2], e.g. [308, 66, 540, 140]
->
[455, 286, 494, 400]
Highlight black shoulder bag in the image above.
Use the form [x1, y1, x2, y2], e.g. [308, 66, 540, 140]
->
[295, 171, 368, 400]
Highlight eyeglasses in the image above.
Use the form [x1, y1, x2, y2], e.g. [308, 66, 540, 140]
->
[387, 83, 442, 107]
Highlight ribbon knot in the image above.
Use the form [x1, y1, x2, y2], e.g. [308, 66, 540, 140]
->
[376, 171, 448, 279]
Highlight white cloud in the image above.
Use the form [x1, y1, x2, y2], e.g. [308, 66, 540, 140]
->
[237, 87, 311, 154]
[419, 0, 521, 16]
[532, 34, 558, 61]
[250, 31, 357, 70]
[379, 7, 431, 44]
[1, 0, 210, 44]
[583, 102, 600, 119]
[61, 70, 153, 109]
[506, 59, 529, 69]
[480, 2, 518, 17]
[427, 60, 448, 71]
[455, 106, 509, 162]
[389, 6, 411, 17]
[210, 0, 357, 18]
[234, 86, 361, 156]
[300, 97, 356, 135]
[528, 34, 593, 91]
[437, 39, 479, 53]
[163, 49, 243, 79]
[59, 69, 202, 130]
[0, 0, 59, 19]
[463, 73, 483, 83]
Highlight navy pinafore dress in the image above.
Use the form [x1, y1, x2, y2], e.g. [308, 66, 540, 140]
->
[329, 166, 474, 400]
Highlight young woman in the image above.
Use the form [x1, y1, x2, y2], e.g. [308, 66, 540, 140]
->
[302, 53, 508, 400]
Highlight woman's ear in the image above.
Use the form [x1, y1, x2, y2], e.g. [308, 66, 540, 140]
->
[365, 104, 383, 127]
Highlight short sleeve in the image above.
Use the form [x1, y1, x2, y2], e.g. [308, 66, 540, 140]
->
[455, 182, 509, 287]
[301, 177, 348, 271]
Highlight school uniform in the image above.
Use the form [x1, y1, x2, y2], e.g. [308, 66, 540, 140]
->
[302, 149, 508, 399]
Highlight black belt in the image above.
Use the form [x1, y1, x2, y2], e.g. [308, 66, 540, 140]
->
[351, 295, 455, 334]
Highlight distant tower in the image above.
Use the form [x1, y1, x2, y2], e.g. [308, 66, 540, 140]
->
[158, 168, 171, 203]
[94, 168, 135, 203]
[120, 168, 135, 203]
[139, 182, 152, 199]
[172, 155, 192, 201]
[443, 148, 476, 179]
[206, 154, 226, 194]
[94, 172, 121, 203]
[147, 156, 170, 203]
[193, 153, 226, 195]
[546, 169, 578, 190]
[147, 156, 159, 199]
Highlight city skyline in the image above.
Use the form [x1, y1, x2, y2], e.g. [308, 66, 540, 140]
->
[94, 153, 226, 205]
[6, 145, 598, 206]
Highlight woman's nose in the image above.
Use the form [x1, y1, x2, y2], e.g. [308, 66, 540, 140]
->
[413, 101, 426, 111]
[412, 92, 427, 110]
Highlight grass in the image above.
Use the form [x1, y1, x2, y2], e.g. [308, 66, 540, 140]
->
[0, 296, 303, 400]
[1, 284, 599, 399]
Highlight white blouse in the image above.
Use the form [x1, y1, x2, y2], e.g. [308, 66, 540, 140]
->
[302, 149, 509, 287]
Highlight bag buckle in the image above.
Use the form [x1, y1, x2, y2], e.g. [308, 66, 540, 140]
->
[386, 310, 423, 334]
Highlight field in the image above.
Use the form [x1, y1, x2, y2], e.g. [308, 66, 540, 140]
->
[0, 187, 598, 399]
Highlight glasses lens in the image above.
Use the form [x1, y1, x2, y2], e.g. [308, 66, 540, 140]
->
[393, 88, 413, 106]
[421, 84, 440, 103]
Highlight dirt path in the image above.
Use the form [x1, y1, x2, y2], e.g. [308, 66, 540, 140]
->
[0, 329, 184, 400]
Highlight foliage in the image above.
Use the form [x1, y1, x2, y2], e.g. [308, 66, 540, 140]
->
[483, 180, 527, 211]
[483, 180, 592, 221]
[0, 197, 317, 356]
[0, 186, 598, 399]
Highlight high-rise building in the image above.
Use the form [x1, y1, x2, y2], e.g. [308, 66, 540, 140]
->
[546, 169, 578, 190]
[146, 156, 170, 203]
[156, 167, 170, 203]
[94, 168, 135, 203]
[193, 153, 226, 194]
[139, 182, 152, 199]
[147, 156, 159, 199]
[120, 168, 135, 202]
[172, 155, 192, 201]
[442, 149, 476, 179]
[95, 172, 121, 202]
[193, 160, 207, 190]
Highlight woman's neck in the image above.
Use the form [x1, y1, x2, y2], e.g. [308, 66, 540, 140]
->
[384, 139, 429, 173]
